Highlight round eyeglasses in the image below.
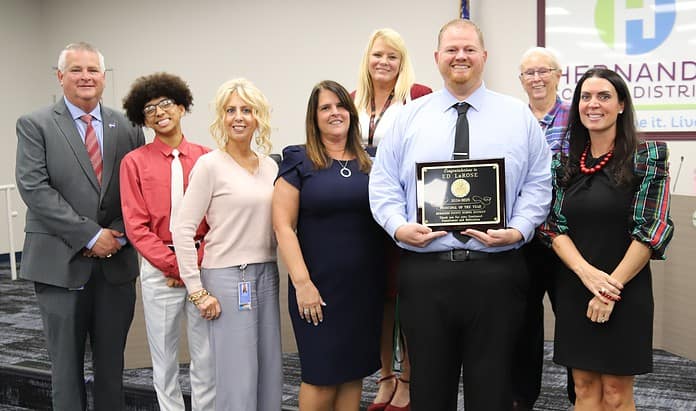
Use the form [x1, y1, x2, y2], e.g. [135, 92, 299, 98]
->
[143, 98, 175, 117]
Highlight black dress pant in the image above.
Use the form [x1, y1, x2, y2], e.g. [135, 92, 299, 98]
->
[398, 249, 528, 411]
[512, 237, 575, 408]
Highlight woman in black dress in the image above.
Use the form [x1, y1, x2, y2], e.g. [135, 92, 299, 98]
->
[539, 68, 673, 410]
[273, 80, 385, 410]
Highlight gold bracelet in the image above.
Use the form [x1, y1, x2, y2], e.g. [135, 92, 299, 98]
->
[188, 289, 210, 306]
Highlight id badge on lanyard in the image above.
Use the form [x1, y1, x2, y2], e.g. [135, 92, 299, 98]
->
[238, 264, 252, 311]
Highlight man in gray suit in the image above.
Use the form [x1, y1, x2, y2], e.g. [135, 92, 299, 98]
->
[15, 42, 145, 411]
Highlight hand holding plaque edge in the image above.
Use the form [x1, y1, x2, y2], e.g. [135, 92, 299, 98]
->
[462, 227, 523, 247]
[395, 223, 448, 248]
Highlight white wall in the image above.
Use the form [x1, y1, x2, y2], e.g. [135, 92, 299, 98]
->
[5, 0, 696, 356]
[3, 0, 694, 256]
[36, 0, 459, 151]
[1, 0, 545, 253]
[0, 0, 48, 257]
[474, 2, 537, 102]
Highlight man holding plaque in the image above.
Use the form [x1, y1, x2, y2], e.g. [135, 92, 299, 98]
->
[369, 19, 552, 411]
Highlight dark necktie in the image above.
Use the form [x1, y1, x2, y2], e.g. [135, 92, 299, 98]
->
[80, 114, 102, 185]
[452, 102, 470, 243]
[453, 102, 470, 160]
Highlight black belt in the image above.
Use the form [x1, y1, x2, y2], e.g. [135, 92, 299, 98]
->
[405, 248, 517, 262]
[167, 241, 201, 252]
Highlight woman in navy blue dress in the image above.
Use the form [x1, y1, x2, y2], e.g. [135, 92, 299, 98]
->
[273, 80, 385, 410]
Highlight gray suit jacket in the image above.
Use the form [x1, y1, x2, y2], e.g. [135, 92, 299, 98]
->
[16, 99, 145, 288]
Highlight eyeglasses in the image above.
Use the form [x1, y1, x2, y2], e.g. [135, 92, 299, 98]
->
[520, 67, 558, 80]
[143, 98, 175, 117]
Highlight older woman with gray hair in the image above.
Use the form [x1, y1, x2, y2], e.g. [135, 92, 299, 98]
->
[513, 46, 572, 410]
[172, 78, 281, 411]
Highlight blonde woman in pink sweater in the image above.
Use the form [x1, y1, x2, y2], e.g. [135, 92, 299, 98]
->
[172, 78, 281, 411]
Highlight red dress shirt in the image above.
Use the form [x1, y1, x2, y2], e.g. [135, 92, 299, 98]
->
[120, 136, 211, 280]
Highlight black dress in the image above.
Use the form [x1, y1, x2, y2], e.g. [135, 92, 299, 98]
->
[277, 145, 385, 385]
[552, 158, 654, 375]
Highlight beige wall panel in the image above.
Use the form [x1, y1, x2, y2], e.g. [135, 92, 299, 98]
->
[660, 195, 696, 360]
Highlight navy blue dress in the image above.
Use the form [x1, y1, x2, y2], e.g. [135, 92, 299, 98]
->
[277, 145, 385, 385]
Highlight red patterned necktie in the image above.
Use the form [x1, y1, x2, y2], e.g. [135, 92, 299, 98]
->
[80, 114, 102, 185]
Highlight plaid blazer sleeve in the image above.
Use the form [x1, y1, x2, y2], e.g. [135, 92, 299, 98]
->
[631, 141, 674, 260]
[537, 153, 568, 247]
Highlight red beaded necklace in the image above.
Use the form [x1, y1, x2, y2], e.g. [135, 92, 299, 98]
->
[579, 144, 614, 175]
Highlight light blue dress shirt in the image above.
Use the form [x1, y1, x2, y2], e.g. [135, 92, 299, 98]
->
[369, 84, 552, 253]
[64, 97, 125, 250]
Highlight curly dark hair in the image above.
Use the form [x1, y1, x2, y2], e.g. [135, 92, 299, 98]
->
[122, 72, 193, 126]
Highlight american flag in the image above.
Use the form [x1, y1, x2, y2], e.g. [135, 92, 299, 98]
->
[461, 0, 470, 19]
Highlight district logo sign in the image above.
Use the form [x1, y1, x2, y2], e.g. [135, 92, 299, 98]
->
[595, 0, 677, 55]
